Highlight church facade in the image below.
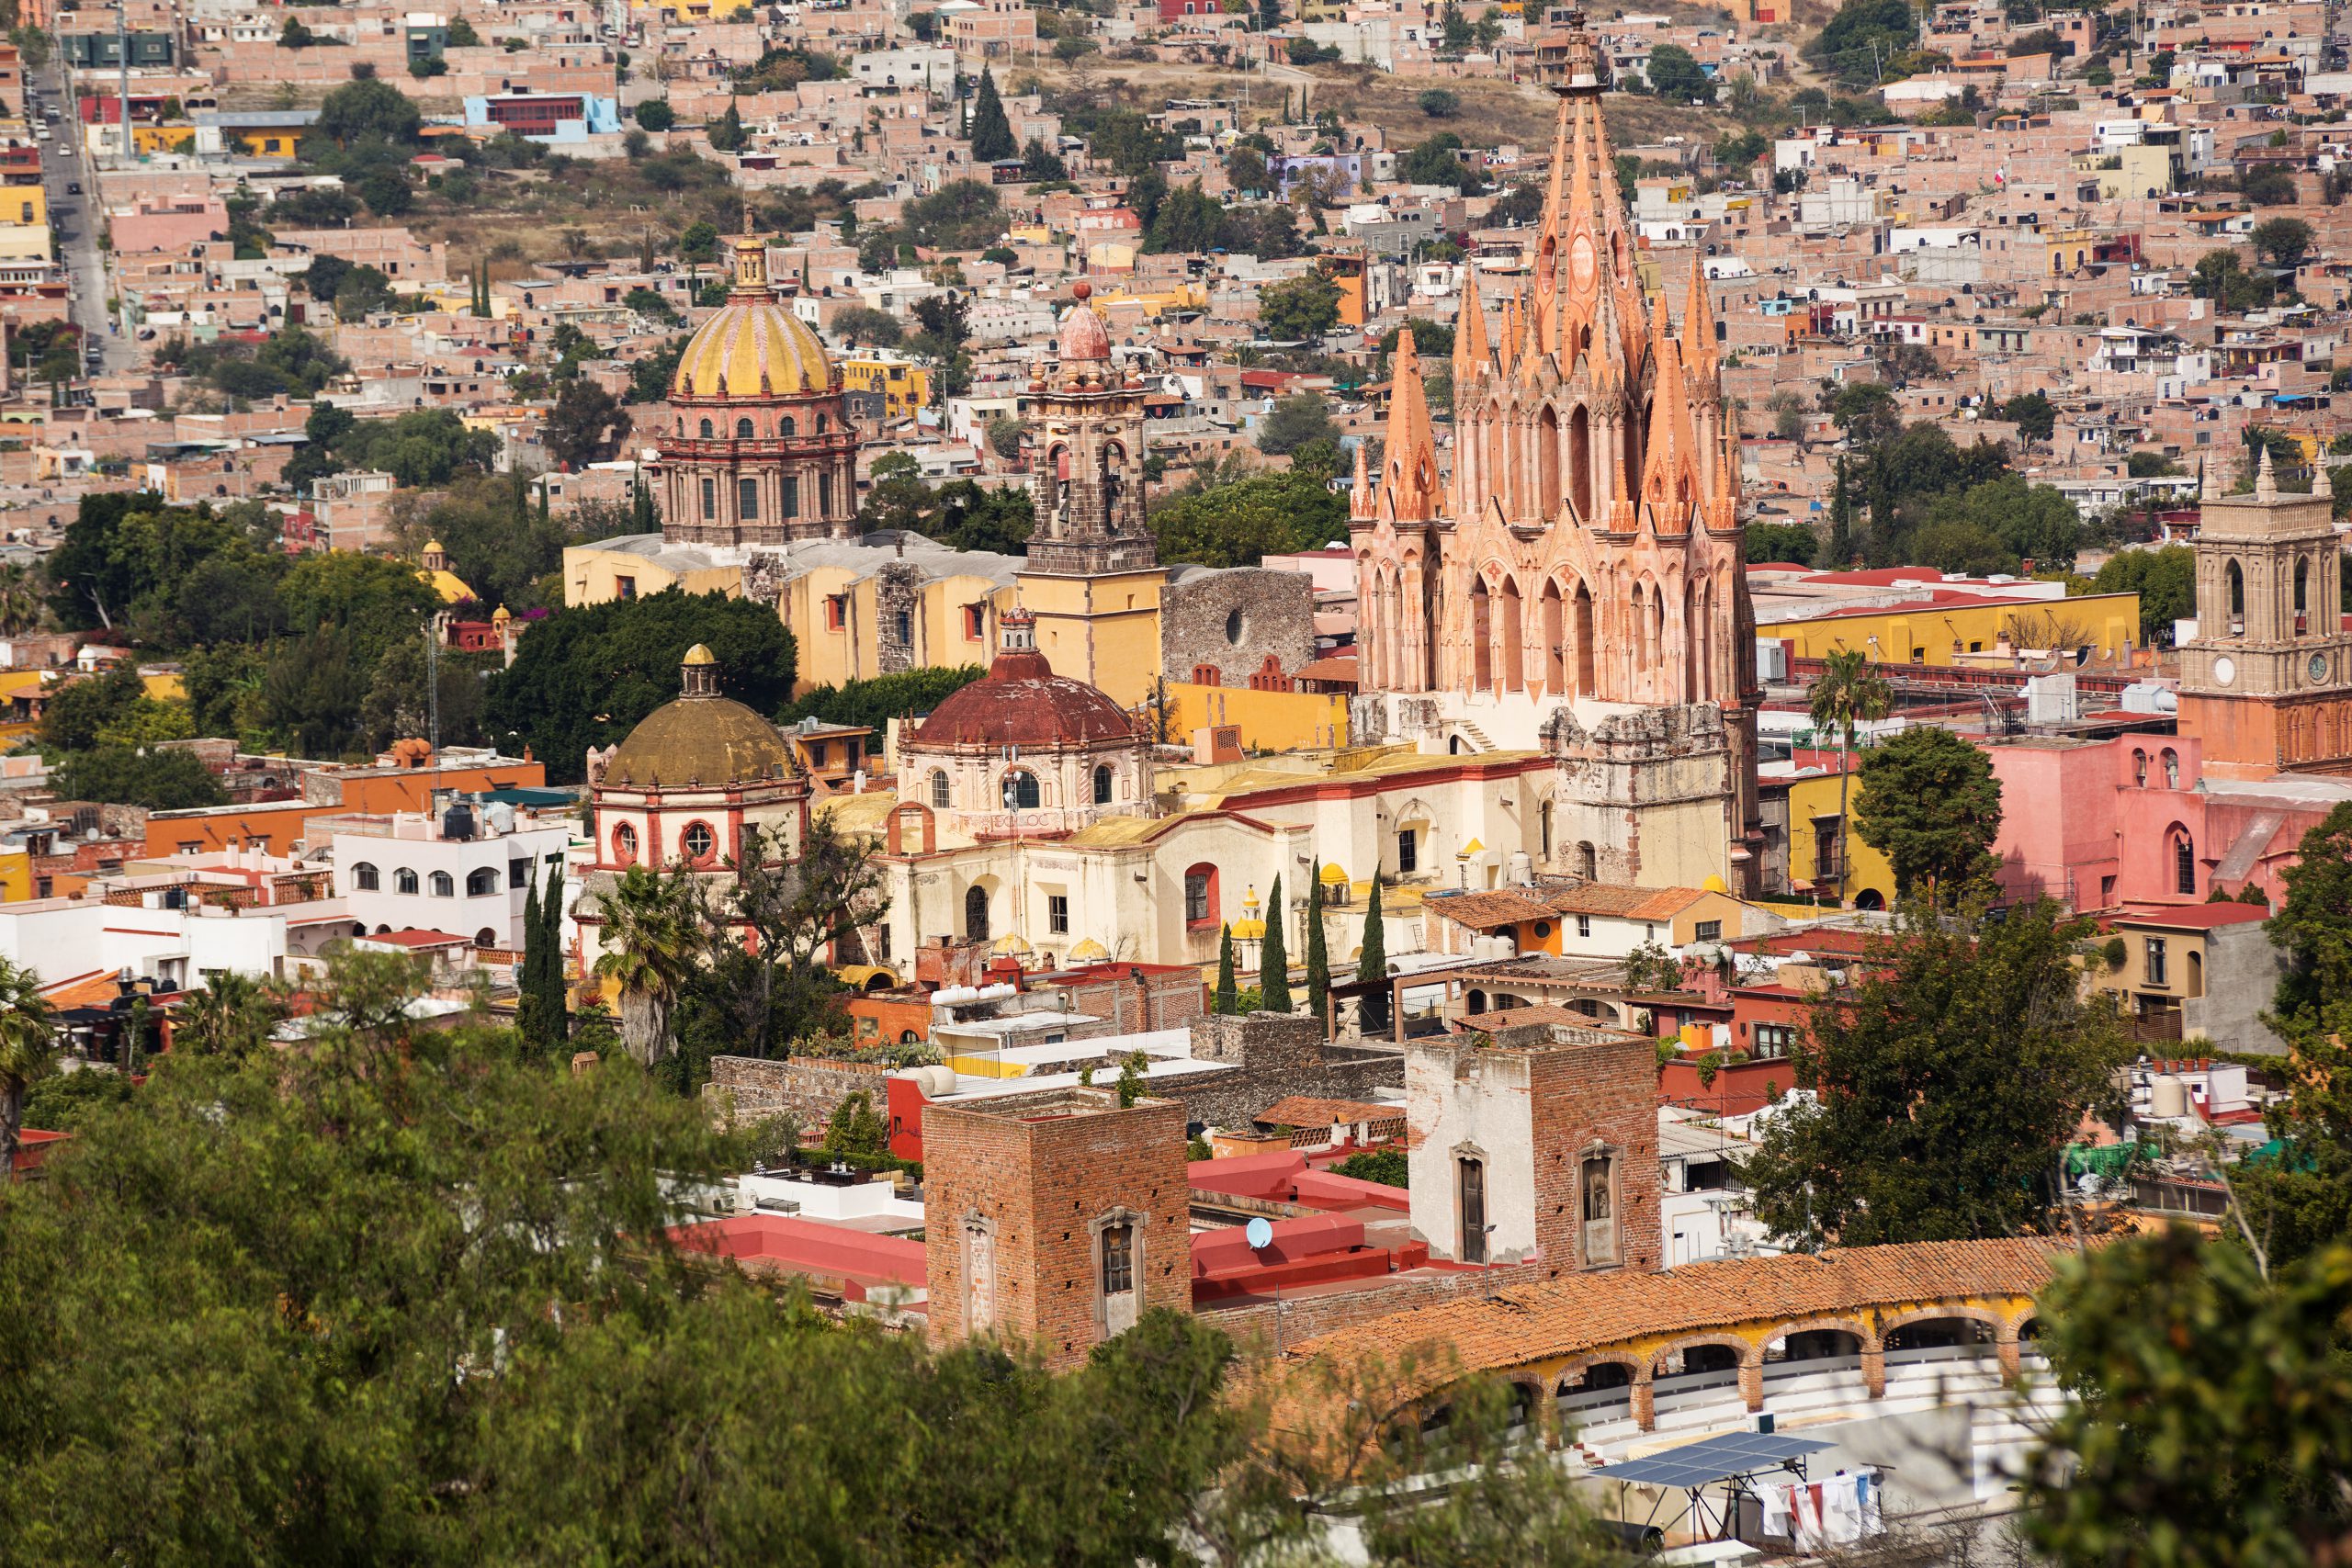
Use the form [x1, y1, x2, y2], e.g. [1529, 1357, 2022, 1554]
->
[1349, 25, 1762, 893]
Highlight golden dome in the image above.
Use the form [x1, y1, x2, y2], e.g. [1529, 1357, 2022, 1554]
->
[682, 642, 716, 665]
[604, 695, 793, 790]
[671, 297, 836, 400]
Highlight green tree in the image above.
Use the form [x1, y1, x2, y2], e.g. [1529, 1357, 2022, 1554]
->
[1256, 391, 1338, 457]
[2026, 1229, 2352, 1568]
[967, 65, 1017, 161]
[1148, 471, 1348, 567]
[1828, 380, 1901, 446]
[1804, 0, 1917, 87]
[1331, 1146, 1407, 1187]
[1304, 865, 1330, 1027]
[1745, 521, 1818, 566]
[1258, 270, 1341, 340]
[1744, 899, 2130, 1247]
[2267, 800, 2352, 1022]
[1022, 137, 1067, 181]
[831, 304, 902, 347]
[1215, 924, 1238, 1014]
[484, 589, 796, 784]
[1397, 131, 1484, 193]
[316, 76, 423, 143]
[1806, 648, 1892, 902]
[0, 957, 54, 1168]
[2251, 215, 2315, 268]
[707, 98, 746, 152]
[1645, 42, 1714, 101]
[634, 97, 674, 131]
[545, 377, 632, 469]
[39, 662, 143, 750]
[1853, 725, 2003, 904]
[52, 747, 230, 810]
[2092, 544, 2196, 642]
[2190, 248, 2275, 312]
[1259, 874, 1291, 1013]
[172, 973, 288, 1060]
[2003, 389, 2057, 443]
[1356, 879, 1388, 1034]
[1417, 87, 1460, 118]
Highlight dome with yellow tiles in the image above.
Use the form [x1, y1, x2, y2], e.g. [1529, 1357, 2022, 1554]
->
[670, 233, 836, 400]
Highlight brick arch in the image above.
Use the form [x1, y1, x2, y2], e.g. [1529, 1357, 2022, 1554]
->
[1760, 1314, 1882, 1355]
[1649, 1331, 1759, 1376]
[1874, 1302, 2010, 1343]
[1555, 1352, 1648, 1392]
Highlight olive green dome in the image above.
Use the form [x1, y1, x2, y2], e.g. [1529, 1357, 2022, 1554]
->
[604, 695, 793, 789]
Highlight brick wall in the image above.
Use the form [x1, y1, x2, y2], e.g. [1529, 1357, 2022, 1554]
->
[1160, 566, 1318, 688]
[924, 1087, 1191, 1371]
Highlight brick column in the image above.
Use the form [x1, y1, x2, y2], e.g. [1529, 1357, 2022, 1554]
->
[1996, 1326, 2021, 1385]
[1632, 1374, 1657, 1433]
[1740, 1349, 1765, 1413]
[1860, 1344, 1886, 1400]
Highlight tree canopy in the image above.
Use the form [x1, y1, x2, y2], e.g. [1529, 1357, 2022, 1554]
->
[1852, 724, 2005, 902]
[1744, 899, 2131, 1247]
[484, 589, 797, 784]
[1148, 469, 1349, 566]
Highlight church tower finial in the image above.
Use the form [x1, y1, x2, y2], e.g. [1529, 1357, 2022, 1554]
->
[2256, 443, 2278, 502]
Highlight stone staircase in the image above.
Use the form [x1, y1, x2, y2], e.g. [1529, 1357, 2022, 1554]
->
[1452, 719, 1496, 753]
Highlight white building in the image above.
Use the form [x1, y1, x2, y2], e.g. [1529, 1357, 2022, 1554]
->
[329, 802, 571, 950]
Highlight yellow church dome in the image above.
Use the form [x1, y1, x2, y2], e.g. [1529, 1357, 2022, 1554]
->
[671, 299, 836, 400]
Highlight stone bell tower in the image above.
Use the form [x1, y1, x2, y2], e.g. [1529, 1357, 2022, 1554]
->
[1024, 281, 1155, 576]
[2177, 448, 2352, 777]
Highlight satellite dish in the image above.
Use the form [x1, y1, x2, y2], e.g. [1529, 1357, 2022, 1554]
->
[1245, 1217, 1273, 1250]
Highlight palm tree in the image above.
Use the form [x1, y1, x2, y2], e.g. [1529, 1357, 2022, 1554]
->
[0, 563, 41, 636]
[1808, 648, 1894, 906]
[175, 972, 283, 1059]
[590, 864, 700, 1066]
[0, 957, 57, 1172]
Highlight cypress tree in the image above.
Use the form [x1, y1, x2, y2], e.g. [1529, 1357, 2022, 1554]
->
[1357, 879, 1389, 1033]
[631, 471, 656, 533]
[1215, 923, 1238, 1015]
[518, 867, 545, 1053]
[1304, 864, 1329, 1027]
[541, 859, 569, 1051]
[1259, 874, 1291, 1013]
[967, 65, 1016, 163]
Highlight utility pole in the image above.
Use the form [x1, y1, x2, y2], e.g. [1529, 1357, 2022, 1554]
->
[116, 2, 130, 163]
[425, 617, 442, 753]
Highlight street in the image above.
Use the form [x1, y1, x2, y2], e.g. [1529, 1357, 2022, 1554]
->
[24, 50, 133, 376]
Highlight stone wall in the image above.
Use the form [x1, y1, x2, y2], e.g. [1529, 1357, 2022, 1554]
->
[1174, 1010, 1404, 1130]
[1161, 566, 1318, 689]
[703, 1054, 895, 1130]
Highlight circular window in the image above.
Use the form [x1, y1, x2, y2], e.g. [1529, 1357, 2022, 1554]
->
[1225, 608, 1248, 645]
[614, 823, 639, 864]
[683, 822, 716, 862]
[1533, 920, 1552, 939]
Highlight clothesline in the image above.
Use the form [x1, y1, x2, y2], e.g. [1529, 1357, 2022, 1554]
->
[1757, 1469, 1884, 1551]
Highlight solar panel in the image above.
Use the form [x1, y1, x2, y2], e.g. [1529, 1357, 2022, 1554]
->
[1594, 1430, 1834, 1490]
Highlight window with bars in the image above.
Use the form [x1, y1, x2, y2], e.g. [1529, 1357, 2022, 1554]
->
[1100, 1224, 1134, 1294]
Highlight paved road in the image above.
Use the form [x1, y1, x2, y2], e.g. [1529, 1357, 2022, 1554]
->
[24, 52, 134, 375]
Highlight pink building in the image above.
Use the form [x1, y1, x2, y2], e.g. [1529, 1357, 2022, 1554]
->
[108, 196, 229, 255]
[1984, 728, 2348, 912]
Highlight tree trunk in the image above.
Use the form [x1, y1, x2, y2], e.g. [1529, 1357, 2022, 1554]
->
[1837, 722, 1855, 906]
[618, 990, 668, 1066]
[1, 1078, 20, 1174]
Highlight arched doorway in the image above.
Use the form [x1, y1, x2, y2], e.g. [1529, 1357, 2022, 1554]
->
[965, 884, 989, 942]
[1568, 405, 1592, 518]
[1556, 1360, 1634, 1428]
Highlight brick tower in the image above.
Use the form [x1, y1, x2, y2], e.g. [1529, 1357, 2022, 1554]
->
[1023, 281, 1156, 576]
[922, 1084, 1191, 1370]
[1404, 1022, 1659, 1280]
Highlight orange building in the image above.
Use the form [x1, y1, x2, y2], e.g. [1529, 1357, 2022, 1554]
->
[143, 754, 548, 858]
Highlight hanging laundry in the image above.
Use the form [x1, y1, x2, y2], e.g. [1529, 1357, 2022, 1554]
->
[1758, 1483, 1792, 1540]
[1792, 1482, 1827, 1552]
[1822, 1472, 1864, 1545]
[1858, 1470, 1883, 1535]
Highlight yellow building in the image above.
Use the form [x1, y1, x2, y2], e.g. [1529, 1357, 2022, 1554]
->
[1758, 590, 2142, 667]
[223, 126, 302, 158]
[0, 842, 28, 903]
[1775, 761, 1898, 908]
[562, 538, 752, 604]
[784, 558, 1019, 693]
[1014, 566, 1164, 711]
[838, 355, 930, 423]
[131, 124, 195, 155]
[1163, 681, 1349, 752]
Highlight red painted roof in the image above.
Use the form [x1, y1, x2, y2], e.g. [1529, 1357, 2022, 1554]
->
[907, 646, 1136, 750]
[674, 1213, 925, 1297]
[2107, 901, 2271, 931]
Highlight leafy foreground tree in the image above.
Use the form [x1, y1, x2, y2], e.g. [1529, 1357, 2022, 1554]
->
[0, 956, 54, 1168]
[590, 862, 702, 1065]
[2027, 1227, 2352, 1568]
[0, 948, 1636, 1565]
[1745, 900, 2132, 1247]
[1852, 724, 2004, 904]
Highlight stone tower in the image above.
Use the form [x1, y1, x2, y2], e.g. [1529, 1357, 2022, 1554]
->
[2178, 449, 2352, 776]
[1023, 281, 1156, 576]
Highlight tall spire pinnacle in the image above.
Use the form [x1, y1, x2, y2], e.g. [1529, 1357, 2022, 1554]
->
[1682, 251, 1717, 369]
[1380, 328, 1439, 523]
[1350, 430, 1371, 519]
[1638, 334, 1703, 532]
[2256, 442, 2278, 501]
[1455, 268, 1488, 382]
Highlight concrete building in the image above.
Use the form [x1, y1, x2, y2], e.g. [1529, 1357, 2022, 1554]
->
[327, 804, 571, 951]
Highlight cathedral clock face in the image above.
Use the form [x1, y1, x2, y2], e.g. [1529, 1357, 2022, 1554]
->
[2212, 656, 2236, 688]
[2312, 653, 2332, 685]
